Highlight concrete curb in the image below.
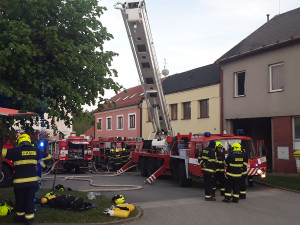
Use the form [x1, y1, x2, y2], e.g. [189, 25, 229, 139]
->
[254, 180, 300, 194]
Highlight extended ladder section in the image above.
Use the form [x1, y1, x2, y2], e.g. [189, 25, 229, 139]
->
[115, 0, 173, 140]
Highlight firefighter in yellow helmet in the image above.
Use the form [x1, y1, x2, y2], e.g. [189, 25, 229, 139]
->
[198, 140, 216, 201]
[223, 142, 243, 203]
[0, 133, 51, 224]
[214, 142, 226, 196]
[108, 148, 116, 172]
[114, 149, 122, 170]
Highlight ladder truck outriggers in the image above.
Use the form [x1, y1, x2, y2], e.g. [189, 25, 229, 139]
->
[114, 0, 267, 186]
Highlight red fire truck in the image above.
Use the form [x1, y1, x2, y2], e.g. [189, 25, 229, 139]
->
[48, 132, 93, 173]
[0, 107, 38, 188]
[114, 0, 267, 187]
[90, 137, 143, 170]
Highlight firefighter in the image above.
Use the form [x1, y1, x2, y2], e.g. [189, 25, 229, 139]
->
[240, 148, 248, 199]
[223, 142, 243, 203]
[114, 149, 122, 170]
[108, 148, 116, 172]
[214, 142, 226, 196]
[198, 140, 216, 201]
[0, 133, 51, 224]
[121, 147, 129, 166]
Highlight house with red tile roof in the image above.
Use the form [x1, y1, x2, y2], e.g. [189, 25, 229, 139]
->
[93, 85, 144, 139]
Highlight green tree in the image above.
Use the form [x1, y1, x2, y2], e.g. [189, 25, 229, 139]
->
[0, 0, 121, 136]
[72, 110, 94, 136]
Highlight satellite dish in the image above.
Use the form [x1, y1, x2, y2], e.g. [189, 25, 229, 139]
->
[162, 68, 169, 76]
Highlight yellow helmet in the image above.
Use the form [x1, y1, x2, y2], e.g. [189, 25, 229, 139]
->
[215, 142, 223, 148]
[112, 195, 125, 204]
[115, 149, 119, 153]
[0, 202, 13, 217]
[17, 133, 31, 145]
[232, 142, 241, 151]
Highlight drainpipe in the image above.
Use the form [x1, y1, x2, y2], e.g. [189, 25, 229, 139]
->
[139, 102, 143, 137]
[216, 62, 224, 133]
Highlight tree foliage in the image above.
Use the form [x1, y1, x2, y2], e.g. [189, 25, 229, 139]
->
[72, 110, 94, 136]
[0, 0, 122, 132]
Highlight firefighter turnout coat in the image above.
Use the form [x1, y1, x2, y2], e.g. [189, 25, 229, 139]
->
[1, 145, 51, 188]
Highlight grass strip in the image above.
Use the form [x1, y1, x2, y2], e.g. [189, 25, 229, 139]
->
[255, 174, 300, 191]
[0, 188, 139, 223]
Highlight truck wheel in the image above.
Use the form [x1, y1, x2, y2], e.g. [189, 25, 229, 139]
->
[147, 158, 157, 176]
[139, 157, 148, 177]
[178, 162, 192, 187]
[0, 164, 13, 188]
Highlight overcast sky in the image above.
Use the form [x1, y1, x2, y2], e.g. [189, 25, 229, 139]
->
[85, 0, 300, 110]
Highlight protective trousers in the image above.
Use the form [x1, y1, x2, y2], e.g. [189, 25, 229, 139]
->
[204, 173, 214, 199]
[215, 172, 226, 195]
[14, 186, 36, 223]
[224, 177, 241, 202]
[240, 176, 247, 199]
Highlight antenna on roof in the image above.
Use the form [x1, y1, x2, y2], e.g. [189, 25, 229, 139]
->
[278, 0, 281, 14]
[161, 58, 169, 77]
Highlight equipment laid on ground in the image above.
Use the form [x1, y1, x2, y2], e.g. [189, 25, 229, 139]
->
[113, 0, 267, 187]
[0, 200, 14, 217]
[103, 203, 135, 218]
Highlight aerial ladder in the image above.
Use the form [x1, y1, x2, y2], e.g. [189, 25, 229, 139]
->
[114, 0, 173, 148]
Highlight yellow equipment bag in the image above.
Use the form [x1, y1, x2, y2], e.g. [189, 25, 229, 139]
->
[117, 203, 135, 212]
[111, 207, 130, 218]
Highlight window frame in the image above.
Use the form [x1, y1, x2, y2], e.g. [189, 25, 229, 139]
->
[170, 103, 178, 120]
[269, 62, 284, 92]
[182, 101, 191, 120]
[106, 116, 112, 130]
[199, 99, 209, 118]
[97, 118, 102, 131]
[128, 113, 136, 130]
[234, 71, 246, 97]
[293, 116, 300, 150]
[116, 115, 124, 130]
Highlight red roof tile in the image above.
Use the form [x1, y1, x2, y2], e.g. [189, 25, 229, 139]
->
[94, 85, 144, 113]
[84, 126, 94, 136]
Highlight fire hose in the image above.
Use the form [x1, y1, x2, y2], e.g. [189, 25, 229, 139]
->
[41, 163, 143, 192]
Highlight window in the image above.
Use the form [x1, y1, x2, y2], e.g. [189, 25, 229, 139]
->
[182, 102, 191, 120]
[294, 116, 300, 149]
[269, 62, 284, 92]
[117, 115, 123, 130]
[128, 113, 136, 129]
[294, 117, 300, 139]
[170, 104, 178, 120]
[106, 117, 112, 130]
[147, 110, 151, 122]
[234, 71, 245, 97]
[199, 99, 209, 118]
[97, 118, 102, 131]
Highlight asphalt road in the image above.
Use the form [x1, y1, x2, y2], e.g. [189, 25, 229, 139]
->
[41, 171, 300, 225]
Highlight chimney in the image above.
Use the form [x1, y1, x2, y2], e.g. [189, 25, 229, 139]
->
[266, 14, 270, 22]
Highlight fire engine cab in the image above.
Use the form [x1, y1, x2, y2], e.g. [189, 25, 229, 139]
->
[48, 132, 93, 173]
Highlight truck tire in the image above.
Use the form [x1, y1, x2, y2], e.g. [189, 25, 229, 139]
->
[147, 158, 157, 176]
[169, 136, 178, 152]
[139, 157, 148, 177]
[0, 164, 13, 188]
[178, 162, 192, 187]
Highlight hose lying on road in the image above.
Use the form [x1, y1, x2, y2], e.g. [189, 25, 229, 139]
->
[41, 163, 143, 192]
